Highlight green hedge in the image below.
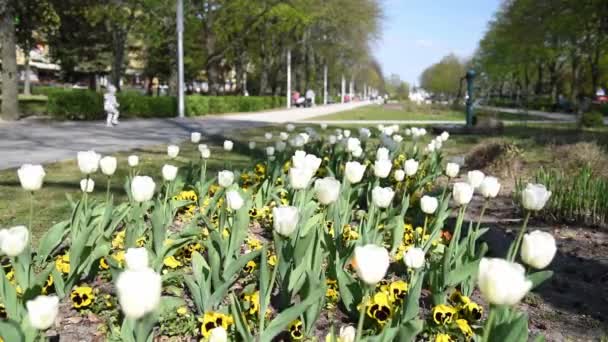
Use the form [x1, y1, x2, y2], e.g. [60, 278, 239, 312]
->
[581, 111, 604, 127]
[45, 90, 283, 120]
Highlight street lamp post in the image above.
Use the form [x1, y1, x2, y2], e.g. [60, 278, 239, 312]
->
[177, 0, 185, 118]
[465, 69, 476, 127]
[286, 49, 291, 109]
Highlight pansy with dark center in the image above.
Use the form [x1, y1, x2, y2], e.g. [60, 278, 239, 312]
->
[288, 319, 304, 340]
[366, 292, 392, 324]
[433, 304, 456, 325]
[199, 312, 233, 338]
[70, 286, 95, 309]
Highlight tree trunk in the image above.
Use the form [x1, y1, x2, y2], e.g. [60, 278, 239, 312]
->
[111, 24, 127, 91]
[0, 2, 19, 120]
[534, 62, 543, 96]
[23, 53, 32, 95]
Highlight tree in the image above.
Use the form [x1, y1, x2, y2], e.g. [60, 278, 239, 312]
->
[0, 0, 19, 120]
[420, 54, 465, 99]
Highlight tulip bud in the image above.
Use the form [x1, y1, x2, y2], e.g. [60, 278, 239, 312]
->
[373, 159, 392, 178]
[276, 141, 286, 152]
[467, 170, 485, 189]
[162, 164, 178, 181]
[80, 178, 95, 193]
[99, 156, 117, 176]
[344, 161, 366, 184]
[403, 247, 425, 269]
[420, 195, 438, 214]
[280, 132, 289, 141]
[116, 268, 162, 319]
[376, 147, 389, 161]
[304, 154, 322, 173]
[404, 159, 419, 177]
[266, 146, 275, 156]
[393, 134, 403, 143]
[128, 155, 139, 167]
[352, 146, 363, 158]
[479, 176, 501, 198]
[394, 169, 405, 182]
[343, 129, 351, 138]
[131, 176, 156, 202]
[125, 247, 149, 271]
[286, 123, 295, 132]
[289, 167, 313, 190]
[320, 123, 328, 130]
[264, 132, 273, 140]
[17, 164, 45, 191]
[218, 170, 234, 187]
[167, 145, 180, 159]
[339, 326, 356, 342]
[201, 148, 211, 159]
[26, 295, 59, 330]
[328, 135, 337, 145]
[477, 258, 531, 305]
[77, 150, 101, 174]
[226, 190, 244, 210]
[347, 138, 361, 153]
[248, 141, 256, 150]
[191, 132, 201, 143]
[223, 140, 234, 151]
[272, 206, 299, 236]
[445, 163, 459, 178]
[452, 182, 473, 206]
[0, 225, 29, 256]
[440, 131, 450, 142]
[371, 186, 395, 208]
[521, 230, 557, 269]
[209, 327, 228, 342]
[314, 177, 341, 205]
[353, 244, 390, 285]
[522, 183, 551, 211]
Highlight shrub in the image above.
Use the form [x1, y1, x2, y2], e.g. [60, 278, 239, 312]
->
[47, 89, 103, 120]
[118, 93, 176, 118]
[580, 111, 604, 127]
[186, 96, 210, 116]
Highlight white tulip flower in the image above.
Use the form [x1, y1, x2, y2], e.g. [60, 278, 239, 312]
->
[218, 170, 234, 187]
[359, 128, 371, 140]
[393, 134, 403, 143]
[276, 141, 286, 152]
[404, 128, 412, 136]
[248, 141, 256, 150]
[521, 230, 557, 269]
[478, 258, 532, 305]
[445, 163, 460, 178]
[201, 148, 211, 159]
[403, 247, 425, 269]
[80, 178, 95, 193]
[289, 167, 313, 190]
[17, 164, 45, 191]
[226, 190, 244, 210]
[404, 159, 419, 177]
[131, 176, 156, 202]
[373, 159, 392, 178]
[344, 161, 366, 184]
[347, 138, 361, 153]
[292, 150, 307, 169]
[124, 247, 149, 271]
[264, 132, 273, 140]
[223, 140, 234, 151]
[128, 155, 139, 167]
[26, 295, 59, 330]
[304, 154, 322, 173]
[440, 131, 450, 142]
[452, 182, 474, 206]
[162, 164, 178, 181]
[376, 147, 390, 160]
[77, 150, 101, 174]
[353, 244, 390, 285]
[116, 268, 162, 319]
[320, 123, 328, 130]
[99, 156, 117, 176]
[272, 206, 299, 236]
[479, 176, 501, 198]
[314, 177, 341, 205]
[280, 132, 289, 141]
[371, 186, 395, 208]
[420, 195, 439, 214]
[394, 169, 405, 182]
[352, 146, 363, 158]
[286, 123, 295, 132]
[266, 146, 275, 156]
[328, 135, 337, 145]
[0, 225, 29, 257]
[191, 132, 201, 143]
[467, 170, 485, 189]
[339, 326, 356, 342]
[198, 144, 208, 153]
[343, 129, 351, 138]
[167, 145, 180, 159]
[522, 183, 552, 211]
[209, 327, 228, 342]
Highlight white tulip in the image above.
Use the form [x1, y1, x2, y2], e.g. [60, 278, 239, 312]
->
[393, 134, 403, 143]
[394, 169, 405, 181]
[359, 128, 371, 140]
[404, 159, 419, 177]
[167, 145, 180, 159]
[248, 141, 256, 150]
[353, 244, 390, 285]
[344, 161, 366, 184]
[452, 182, 474, 206]
[371, 186, 395, 208]
[478, 258, 531, 305]
[320, 123, 328, 130]
[162, 164, 178, 181]
[292, 150, 307, 168]
[198, 144, 208, 153]
[286, 123, 295, 132]
[77, 150, 101, 174]
[521, 230, 557, 269]
[347, 138, 361, 153]
[201, 148, 211, 159]
[314, 177, 341, 205]
[339, 326, 356, 342]
[343, 129, 351, 138]
[17, 164, 45, 191]
[272, 206, 299, 236]
[266, 146, 275, 156]
[522, 183, 552, 211]
[191, 132, 201, 143]
[209, 327, 228, 342]
[276, 141, 286, 152]
[376, 147, 390, 160]
[404, 128, 412, 136]
[373, 159, 392, 178]
[264, 132, 273, 140]
[479, 176, 501, 198]
[223, 140, 234, 151]
[403, 247, 425, 269]
[440, 131, 450, 142]
[26, 295, 59, 330]
[467, 170, 485, 189]
[124, 247, 149, 271]
[328, 135, 337, 145]
[218, 170, 234, 187]
[420, 195, 438, 214]
[445, 162, 459, 178]
[304, 154, 322, 172]
[0, 225, 29, 256]
[426, 141, 437, 153]
[116, 268, 162, 319]
[352, 146, 363, 158]
[226, 190, 244, 210]
[80, 178, 95, 193]
[131, 176, 156, 202]
[128, 155, 139, 167]
[289, 167, 313, 190]
[99, 156, 117, 176]
[280, 132, 289, 141]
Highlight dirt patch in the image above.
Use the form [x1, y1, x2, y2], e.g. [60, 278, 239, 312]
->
[551, 142, 608, 177]
[465, 139, 526, 180]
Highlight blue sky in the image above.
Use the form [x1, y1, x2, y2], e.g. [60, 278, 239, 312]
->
[375, 0, 502, 85]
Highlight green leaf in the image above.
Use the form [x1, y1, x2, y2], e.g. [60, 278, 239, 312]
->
[35, 221, 69, 263]
[527, 270, 553, 290]
[445, 260, 480, 287]
[0, 320, 24, 342]
[400, 271, 423, 322]
[230, 294, 254, 341]
[397, 319, 423, 341]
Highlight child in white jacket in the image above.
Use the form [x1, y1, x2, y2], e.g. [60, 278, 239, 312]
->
[104, 85, 120, 126]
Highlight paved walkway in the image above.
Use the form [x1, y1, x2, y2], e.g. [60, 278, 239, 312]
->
[0, 101, 369, 170]
[479, 106, 576, 121]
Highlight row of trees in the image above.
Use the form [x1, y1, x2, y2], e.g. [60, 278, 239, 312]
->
[419, 54, 466, 100]
[0, 0, 385, 120]
[472, 0, 608, 107]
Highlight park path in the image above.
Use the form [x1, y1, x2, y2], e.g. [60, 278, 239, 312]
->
[0, 101, 368, 170]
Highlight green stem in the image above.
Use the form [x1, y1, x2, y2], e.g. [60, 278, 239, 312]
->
[476, 200, 489, 232]
[259, 248, 279, 335]
[28, 191, 34, 230]
[507, 211, 531, 261]
[355, 287, 369, 341]
[420, 215, 429, 246]
[106, 177, 112, 203]
[482, 306, 496, 342]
